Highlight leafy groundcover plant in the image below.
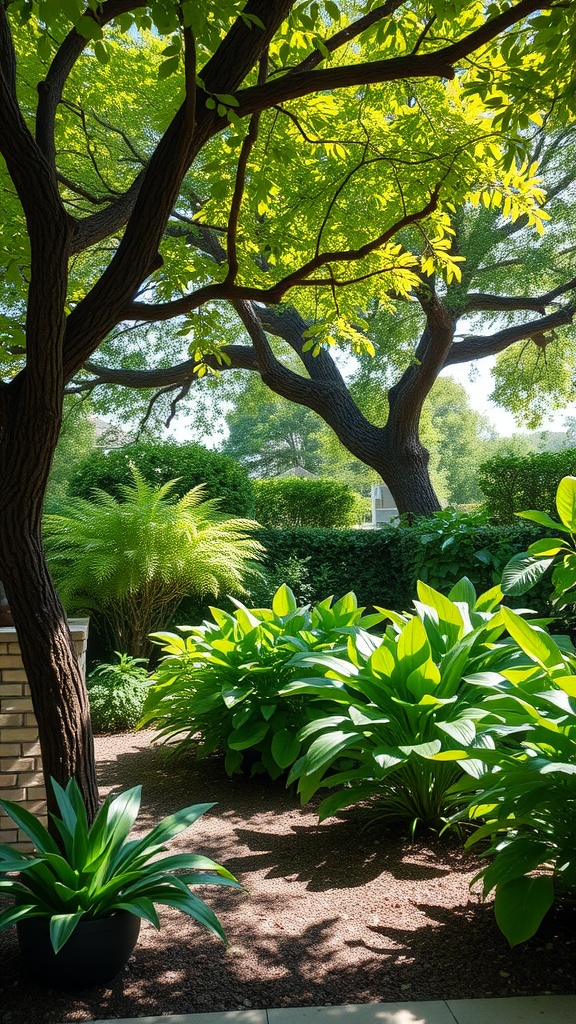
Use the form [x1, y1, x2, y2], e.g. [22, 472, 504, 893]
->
[87, 653, 149, 733]
[454, 608, 576, 946]
[0, 778, 240, 953]
[285, 578, 542, 833]
[142, 584, 383, 779]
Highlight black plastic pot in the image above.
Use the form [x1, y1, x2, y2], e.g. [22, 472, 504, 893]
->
[17, 910, 141, 989]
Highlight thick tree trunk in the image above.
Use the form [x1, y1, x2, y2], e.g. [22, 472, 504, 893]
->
[0, 537, 98, 824]
[0, 460, 99, 824]
[246, 303, 444, 516]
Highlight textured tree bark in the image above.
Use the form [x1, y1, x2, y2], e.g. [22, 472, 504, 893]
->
[0, 390, 98, 823]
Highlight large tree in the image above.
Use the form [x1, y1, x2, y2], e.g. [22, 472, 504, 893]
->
[0, 0, 574, 815]
[82, 105, 576, 515]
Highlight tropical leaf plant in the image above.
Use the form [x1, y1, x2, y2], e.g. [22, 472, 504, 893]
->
[0, 778, 241, 954]
[43, 465, 262, 656]
[142, 584, 384, 779]
[502, 476, 576, 606]
[453, 610, 576, 946]
[285, 578, 542, 833]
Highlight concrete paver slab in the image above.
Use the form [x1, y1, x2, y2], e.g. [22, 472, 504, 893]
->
[267, 1002, 457, 1023]
[446, 995, 576, 1024]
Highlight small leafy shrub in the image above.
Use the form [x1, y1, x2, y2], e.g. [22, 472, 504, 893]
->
[480, 449, 576, 524]
[0, 778, 240, 952]
[254, 478, 365, 529]
[456, 609, 576, 946]
[69, 441, 254, 516]
[142, 585, 383, 779]
[286, 578, 527, 833]
[408, 507, 523, 591]
[87, 653, 149, 734]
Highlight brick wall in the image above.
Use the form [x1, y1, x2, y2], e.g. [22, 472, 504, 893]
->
[0, 619, 89, 850]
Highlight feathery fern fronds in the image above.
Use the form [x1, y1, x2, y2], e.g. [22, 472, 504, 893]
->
[44, 466, 262, 655]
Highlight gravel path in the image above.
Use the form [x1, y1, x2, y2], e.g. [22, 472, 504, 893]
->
[1, 730, 574, 1022]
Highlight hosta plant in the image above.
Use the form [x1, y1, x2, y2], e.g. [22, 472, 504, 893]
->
[454, 608, 576, 946]
[142, 584, 383, 779]
[0, 778, 240, 953]
[87, 653, 150, 734]
[285, 578, 538, 833]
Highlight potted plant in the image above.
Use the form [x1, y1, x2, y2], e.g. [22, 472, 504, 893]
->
[0, 778, 241, 989]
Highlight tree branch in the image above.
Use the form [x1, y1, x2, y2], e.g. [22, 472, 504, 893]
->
[35, 1, 147, 173]
[127, 188, 440, 323]
[463, 276, 576, 315]
[62, 0, 293, 379]
[444, 304, 576, 366]
[234, 0, 548, 119]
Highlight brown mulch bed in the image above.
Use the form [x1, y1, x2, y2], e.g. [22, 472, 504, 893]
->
[1, 730, 575, 1022]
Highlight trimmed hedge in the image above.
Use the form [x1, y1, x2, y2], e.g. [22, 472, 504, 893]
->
[254, 521, 546, 612]
[254, 477, 366, 528]
[480, 449, 576, 524]
[68, 441, 254, 516]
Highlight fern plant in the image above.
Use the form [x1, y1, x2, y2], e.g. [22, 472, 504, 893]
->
[44, 467, 262, 656]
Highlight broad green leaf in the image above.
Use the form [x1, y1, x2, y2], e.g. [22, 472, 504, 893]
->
[501, 553, 553, 595]
[270, 728, 301, 769]
[494, 875, 554, 946]
[556, 477, 576, 531]
[272, 583, 297, 617]
[228, 719, 269, 750]
[397, 616, 431, 673]
[49, 912, 84, 953]
[517, 510, 570, 533]
[448, 576, 476, 608]
[0, 799, 60, 855]
[500, 607, 565, 671]
[416, 581, 465, 647]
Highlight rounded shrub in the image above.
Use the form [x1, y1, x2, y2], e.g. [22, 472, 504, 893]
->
[68, 441, 254, 516]
[87, 654, 149, 733]
[254, 477, 366, 528]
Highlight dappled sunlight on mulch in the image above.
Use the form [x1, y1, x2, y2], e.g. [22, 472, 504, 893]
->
[1, 730, 574, 1023]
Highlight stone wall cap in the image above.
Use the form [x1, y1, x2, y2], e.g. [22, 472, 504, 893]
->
[0, 618, 89, 637]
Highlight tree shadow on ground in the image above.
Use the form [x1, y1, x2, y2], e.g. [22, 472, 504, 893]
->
[1, 897, 574, 1024]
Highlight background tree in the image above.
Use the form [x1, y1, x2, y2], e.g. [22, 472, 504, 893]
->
[1, 0, 574, 815]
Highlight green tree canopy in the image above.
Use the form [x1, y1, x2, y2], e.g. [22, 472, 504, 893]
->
[1, 0, 575, 816]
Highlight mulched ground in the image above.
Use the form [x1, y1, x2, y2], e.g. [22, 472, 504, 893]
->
[1, 729, 574, 1022]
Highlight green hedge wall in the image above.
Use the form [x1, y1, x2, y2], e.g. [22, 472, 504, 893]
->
[479, 449, 576, 524]
[68, 441, 254, 516]
[254, 521, 546, 612]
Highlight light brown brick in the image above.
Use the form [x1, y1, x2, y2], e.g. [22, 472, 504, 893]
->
[1, 757, 35, 772]
[0, 728, 39, 742]
[0, 643, 8, 655]
[2, 670, 28, 683]
[0, 655, 24, 669]
[7, 642, 21, 654]
[0, 683, 25, 696]
[0, 829, 19, 844]
[0, 743, 25, 757]
[1, 698, 34, 713]
[0, 713, 24, 727]
[0, 774, 18, 787]
[20, 740, 41, 755]
[13, 799, 46, 814]
[18, 771, 45, 789]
